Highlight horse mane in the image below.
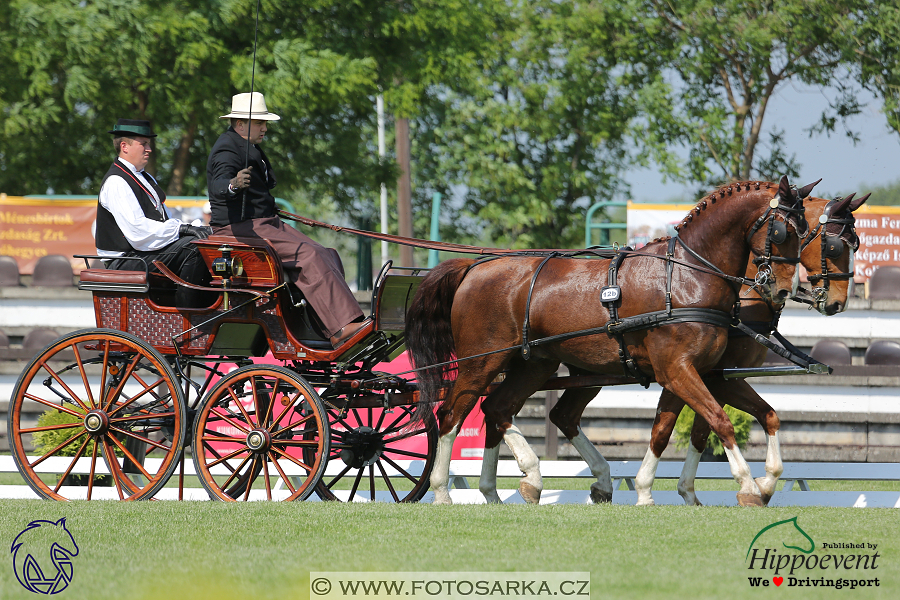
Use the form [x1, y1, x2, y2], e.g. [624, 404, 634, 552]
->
[673, 180, 775, 233]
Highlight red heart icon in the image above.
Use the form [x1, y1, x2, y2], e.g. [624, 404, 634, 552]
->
[773, 577, 784, 586]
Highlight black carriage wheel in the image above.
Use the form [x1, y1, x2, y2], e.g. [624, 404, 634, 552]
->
[306, 404, 437, 503]
[7, 329, 187, 501]
[192, 365, 329, 501]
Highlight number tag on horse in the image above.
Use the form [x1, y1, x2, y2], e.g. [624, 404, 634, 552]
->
[601, 286, 621, 303]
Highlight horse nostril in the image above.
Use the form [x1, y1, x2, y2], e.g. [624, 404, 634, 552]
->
[777, 289, 789, 300]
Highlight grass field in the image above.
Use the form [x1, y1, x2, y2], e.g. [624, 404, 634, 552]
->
[0, 499, 896, 600]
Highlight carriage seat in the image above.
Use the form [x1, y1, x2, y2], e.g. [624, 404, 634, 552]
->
[79, 268, 150, 293]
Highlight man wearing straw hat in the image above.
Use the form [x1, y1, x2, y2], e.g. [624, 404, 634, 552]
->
[97, 118, 213, 307]
[207, 92, 367, 348]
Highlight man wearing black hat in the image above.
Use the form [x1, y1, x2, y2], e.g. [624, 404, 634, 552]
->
[207, 93, 368, 348]
[97, 118, 212, 307]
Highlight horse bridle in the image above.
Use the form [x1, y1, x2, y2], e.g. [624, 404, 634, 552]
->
[795, 197, 859, 305]
[744, 190, 807, 295]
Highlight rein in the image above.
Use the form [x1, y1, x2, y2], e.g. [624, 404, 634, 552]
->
[795, 198, 858, 306]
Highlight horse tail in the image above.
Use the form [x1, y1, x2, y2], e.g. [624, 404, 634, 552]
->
[406, 258, 475, 422]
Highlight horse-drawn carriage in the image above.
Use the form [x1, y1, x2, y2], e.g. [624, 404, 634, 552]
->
[7, 233, 438, 502]
[7, 176, 868, 506]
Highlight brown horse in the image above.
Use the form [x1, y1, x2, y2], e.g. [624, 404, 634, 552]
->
[407, 176, 809, 506]
[635, 191, 869, 506]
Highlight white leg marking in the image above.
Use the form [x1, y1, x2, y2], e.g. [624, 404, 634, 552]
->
[755, 432, 783, 502]
[431, 424, 459, 505]
[723, 444, 761, 499]
[677, 443, 703, 506]
[503, 423, 542, 503]
[571, 427, 613, 503]
[634, 446, 660, 506]
[478, 443, 502, 503]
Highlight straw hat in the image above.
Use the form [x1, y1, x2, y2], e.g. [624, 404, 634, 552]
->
[220, 92, 280, 121]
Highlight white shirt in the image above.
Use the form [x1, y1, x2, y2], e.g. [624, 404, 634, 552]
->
[96, 158, 182, 256]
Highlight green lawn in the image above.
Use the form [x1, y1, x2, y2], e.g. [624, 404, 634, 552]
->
[0, 500, 897, 600]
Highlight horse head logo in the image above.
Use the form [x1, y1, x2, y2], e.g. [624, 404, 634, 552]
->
[11, 518, 79, 594]
[746, 516, 815, 560]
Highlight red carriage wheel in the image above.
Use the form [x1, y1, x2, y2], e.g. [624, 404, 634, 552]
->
[192, 365, 329, 501]
[306, 404, 437, 503]
[7, 329, 187, 501]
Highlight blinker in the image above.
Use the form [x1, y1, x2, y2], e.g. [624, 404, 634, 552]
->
[770, 220, 788, 245]
[823, 235, 844, 259]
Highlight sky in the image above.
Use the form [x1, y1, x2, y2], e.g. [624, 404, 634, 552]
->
[624, 83, 900, 203]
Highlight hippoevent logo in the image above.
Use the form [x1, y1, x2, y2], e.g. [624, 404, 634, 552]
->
[11, 518, 80, 594]
[745, 516, 880, 590]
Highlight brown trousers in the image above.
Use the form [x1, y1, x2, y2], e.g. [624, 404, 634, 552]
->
[214, 216, 363, 335]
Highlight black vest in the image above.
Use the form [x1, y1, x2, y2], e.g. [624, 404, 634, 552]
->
[96, 160, 167, 253]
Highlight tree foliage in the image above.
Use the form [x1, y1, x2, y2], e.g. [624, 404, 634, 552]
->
[638, 0, 867, 190]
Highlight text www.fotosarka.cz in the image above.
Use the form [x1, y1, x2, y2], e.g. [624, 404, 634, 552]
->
[310, 572, 591, 599]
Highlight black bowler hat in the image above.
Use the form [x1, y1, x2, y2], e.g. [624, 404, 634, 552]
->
[108, 118, 157, 138]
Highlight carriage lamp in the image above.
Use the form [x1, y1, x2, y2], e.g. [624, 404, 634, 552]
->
[213, 245, 244, 310]
[212, 245, 244, 279]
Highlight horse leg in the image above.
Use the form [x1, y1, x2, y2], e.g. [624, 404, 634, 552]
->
[634, 390, 683, 506]
[480, 358, 560, 504]
[678, 415, 709, 507]
[431, 360, 507, 505]
[657, 366, 763, 506]
[549, 385, 613, 503]
[478, 443, 502, 504]
[705, 378, 783, 504]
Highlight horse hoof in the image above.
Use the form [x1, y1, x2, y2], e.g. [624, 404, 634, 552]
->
[635, 497, 655, 506]
[737, 493, 765, 507]
[754, 477, 774, 506]
[519, 482, 541, 504]
[590, 488, 613, 504]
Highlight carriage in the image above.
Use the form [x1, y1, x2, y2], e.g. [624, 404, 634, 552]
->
[7, 177, 864, 506]
[6, 234, 440, 502]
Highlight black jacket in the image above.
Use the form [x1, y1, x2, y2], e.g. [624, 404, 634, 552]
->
[96, 159, 167, 252]
[207, 127, 277, 226]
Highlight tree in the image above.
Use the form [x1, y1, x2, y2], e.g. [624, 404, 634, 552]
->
[849, 1, 900, 138]
[411, 0, 655, 249]
[637, 0, 867, 189]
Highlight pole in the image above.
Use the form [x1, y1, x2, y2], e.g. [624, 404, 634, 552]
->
[428, 191, 442, 268]
[377, 95, 388, 267]
[396, 117, 414, 266]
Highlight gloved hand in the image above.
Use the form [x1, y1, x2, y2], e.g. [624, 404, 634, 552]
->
[229, 166, 252, 193]
[179, 224, 212, 240]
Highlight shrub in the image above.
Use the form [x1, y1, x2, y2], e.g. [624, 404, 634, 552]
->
[673, 404, 752, 456]
[32, 408, 123, 459]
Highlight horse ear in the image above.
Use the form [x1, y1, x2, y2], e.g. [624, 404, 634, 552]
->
[830, 193, 855, 215]
[850, 193, 870, 212]
[777, 175, 793, 203]
[797, 178, 822, 199]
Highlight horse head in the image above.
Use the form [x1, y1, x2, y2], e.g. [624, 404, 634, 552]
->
[797, 192, 869, 315]
[744, 175, 809, 307]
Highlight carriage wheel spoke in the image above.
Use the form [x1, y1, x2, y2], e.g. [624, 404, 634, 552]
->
[262, 458, 272, 500]
[269, 446, 313, 473]
[109, 426, 171, 453]
[226, 387, 255, 426]
[100, 437, 126, 500]
[107, 433, 154, 480]
[53, 437, 91, 494]
[29, 429, 89, 468]
[107, 377, 168, 417]
[324, 463, 354, 490]
[271, 391, 303, 425]
[385, 427, 429, 443]
[378, 461, 400, 502]
[380, 447, 429, 460]
[219, 454, 252, 491]
[382, 455, 421, 485]
[40, 362, 91, 413]
[72, 344, 96, 409]
[23, 393, 84, 418]
[347, 467, 364, 502]
[268, 453, 296, 494]
[102, 354, 142, 412]
[87, 443, 99, 501]
[243, 456, 258, 501]
[369, 465, 376, 501]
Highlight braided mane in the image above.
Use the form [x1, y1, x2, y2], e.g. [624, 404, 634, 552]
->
[673, 180, 775, 233]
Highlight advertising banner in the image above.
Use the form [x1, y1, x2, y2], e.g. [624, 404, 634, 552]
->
[0, 196, 208, 274]
[627, 202, 900, 282]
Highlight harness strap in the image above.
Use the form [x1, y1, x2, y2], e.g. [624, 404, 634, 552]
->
[521, 254, 559, 359]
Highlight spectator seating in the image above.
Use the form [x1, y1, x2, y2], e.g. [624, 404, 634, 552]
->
[31, 255, 74, 287]
[0, 329, 9, 348]
[0, 255, 21, 286]
[810, 339, 852, 365]
[22, 328, 60, 352]
[864, 340, 900, 366]
[868, 266, 900, 300]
